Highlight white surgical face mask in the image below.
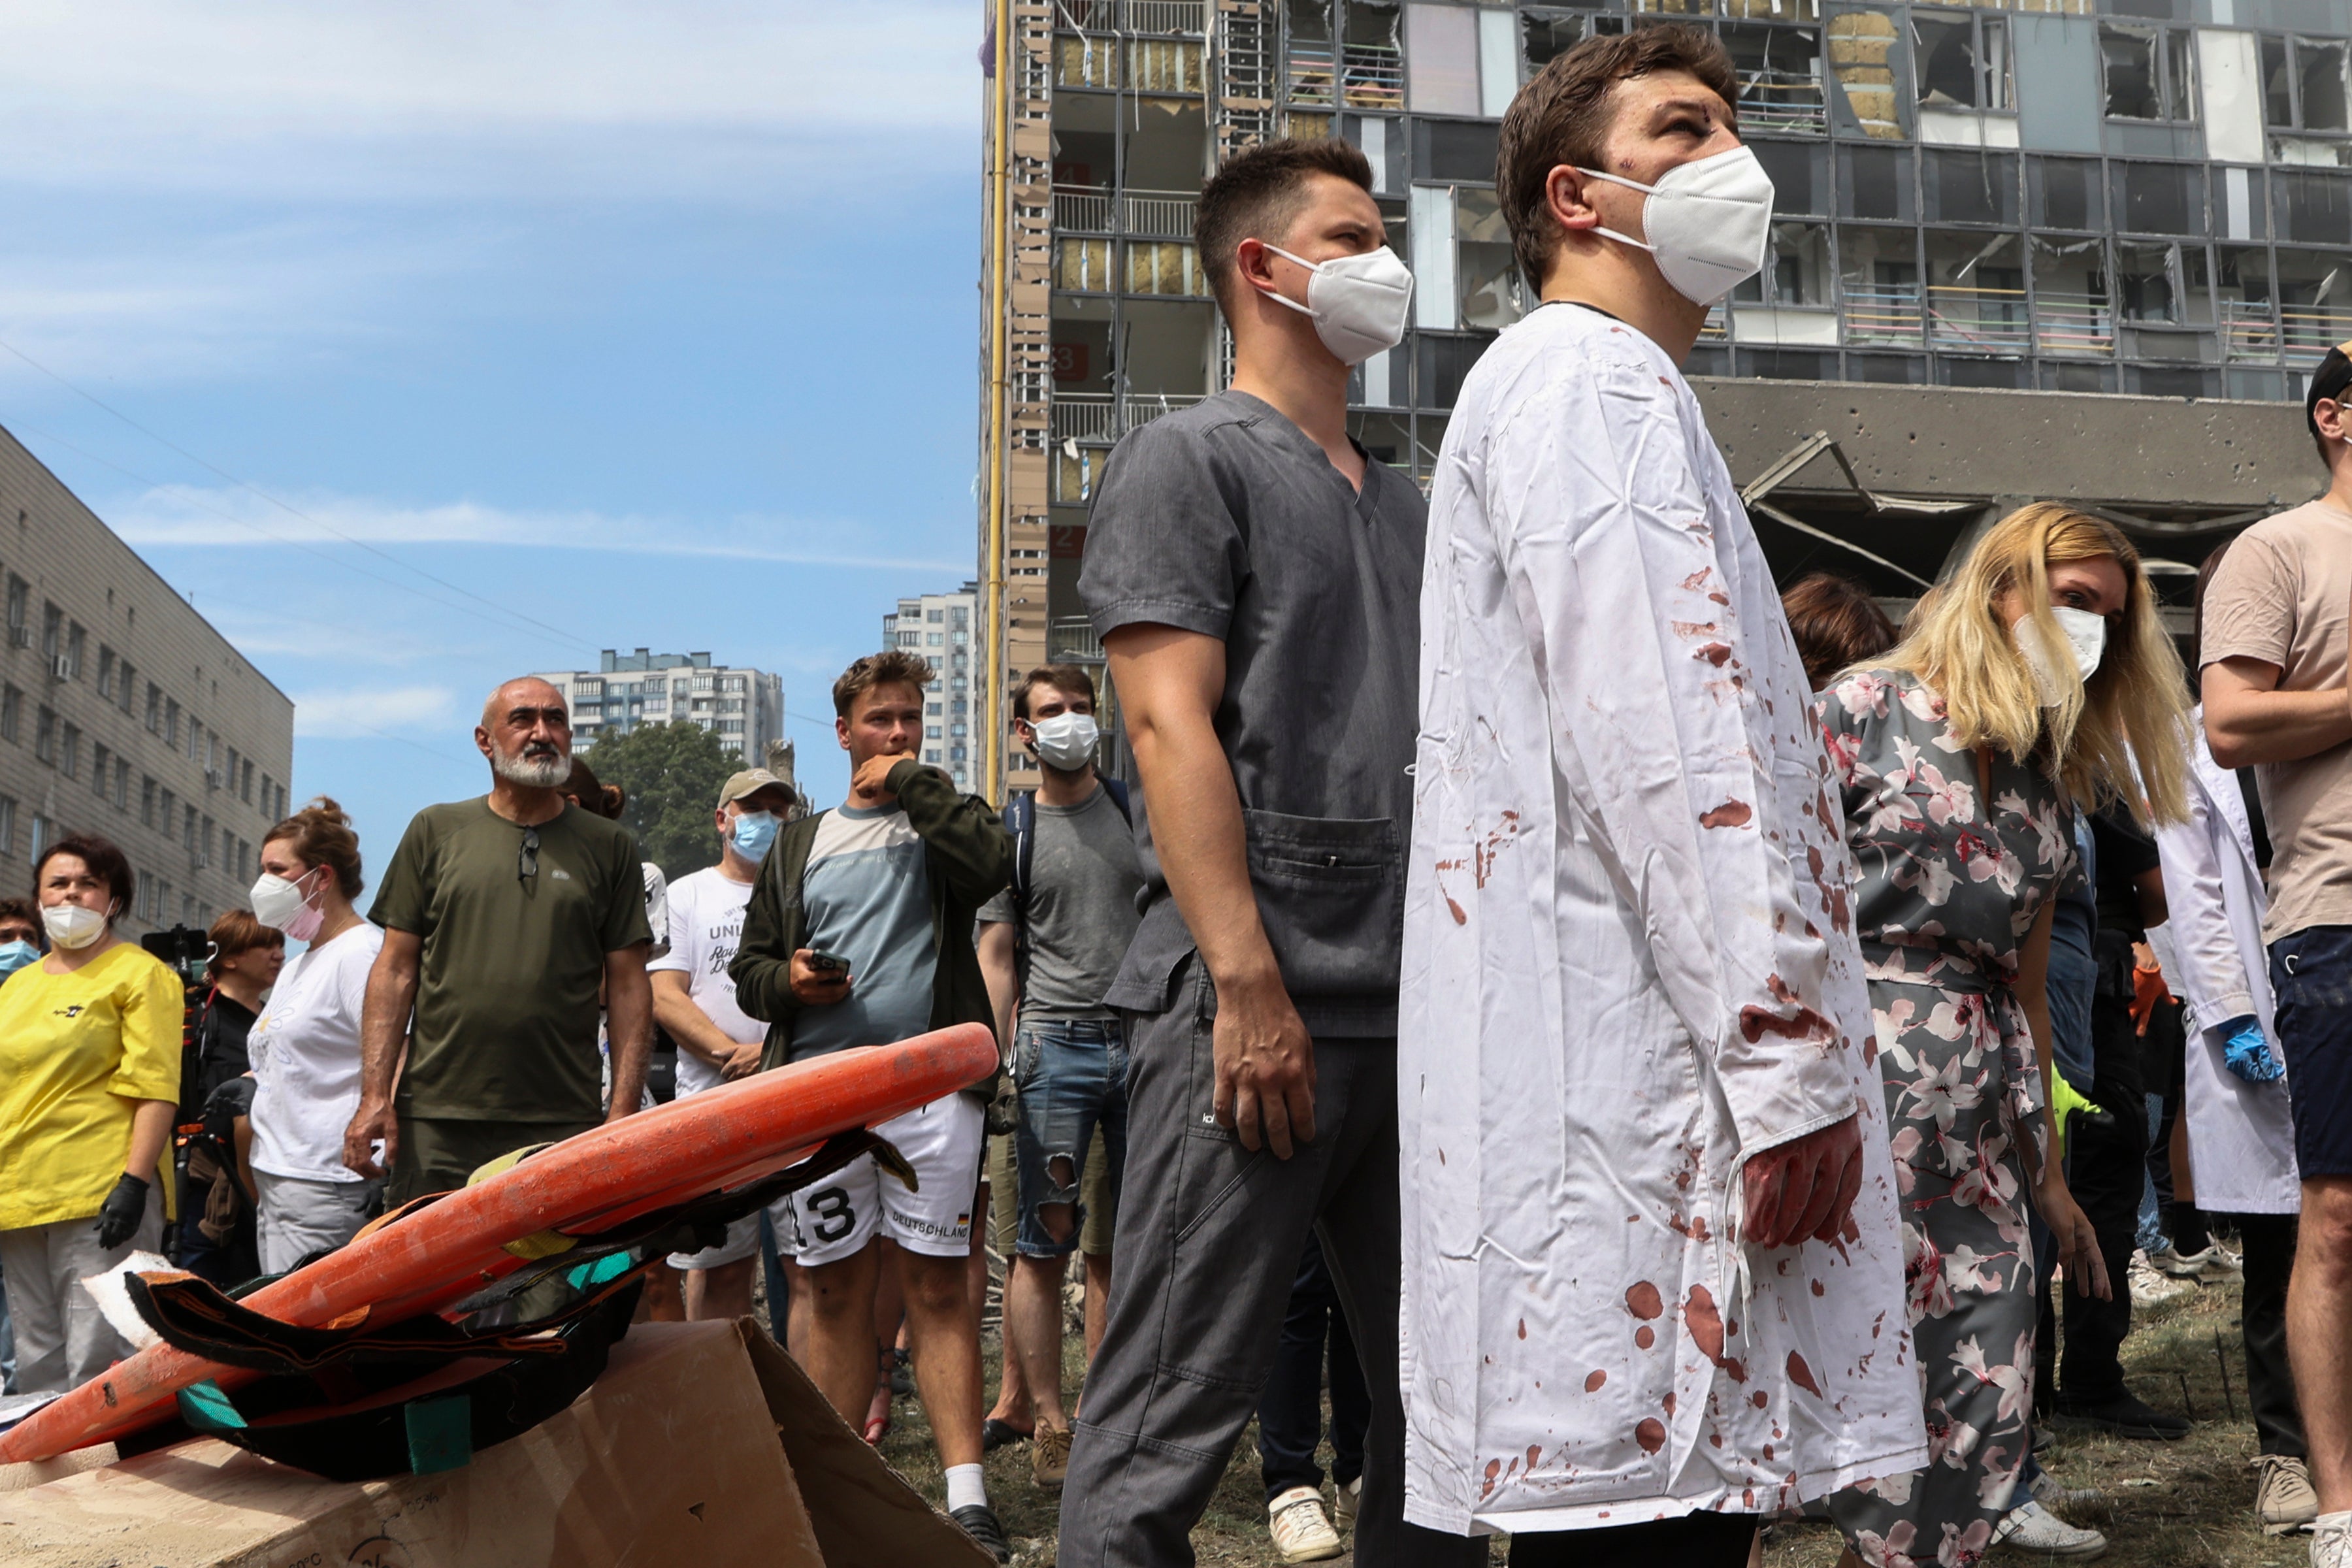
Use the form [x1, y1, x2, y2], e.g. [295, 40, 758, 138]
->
[1030, 711, 1102, 772]
[1258, 243, 1414, 365]
[42, 901, 108, 951]
[2014, 606, 2108, 705]
[1576, 146, 1776, 306]
[251, 868, 327, 943]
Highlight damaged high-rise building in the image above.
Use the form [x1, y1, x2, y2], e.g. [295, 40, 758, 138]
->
[976, 0, 2342, 797]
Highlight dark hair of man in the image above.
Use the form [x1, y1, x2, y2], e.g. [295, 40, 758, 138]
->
[2304, 344, 2352, 465]
[266, 796, 367, 899]
[35, 832, 135, 916]
[1013, 663, 1100, 722]
[1780, 572, 1898, 689]
[1495, 25, 1740, 287]
[206, 908, 284, 983]
[0, 895, 42, 949]
[833, 649, 937, 718]
[1194, 136, 1376, 317]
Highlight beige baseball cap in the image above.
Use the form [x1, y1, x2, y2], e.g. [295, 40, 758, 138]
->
[717, 768, 793, 809]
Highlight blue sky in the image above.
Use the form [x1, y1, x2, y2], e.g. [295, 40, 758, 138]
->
[0, 1, 983, 860]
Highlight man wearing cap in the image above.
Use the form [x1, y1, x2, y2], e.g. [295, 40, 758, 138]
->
[2203, 343, 2352, 1567]
[648, 766, 802, 1322]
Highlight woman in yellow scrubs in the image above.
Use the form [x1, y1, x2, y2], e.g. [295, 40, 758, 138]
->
[0, 834, 182, 1392]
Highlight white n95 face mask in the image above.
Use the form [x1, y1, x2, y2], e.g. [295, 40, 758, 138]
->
[1259, 243, 1414, 365]
[252, 868, 326, 943]
[42, 902, 108, 951]
[1030, 711, 1101, 772]
[1576, 146, 1776, 306]
[2014, 606, 2108, 705]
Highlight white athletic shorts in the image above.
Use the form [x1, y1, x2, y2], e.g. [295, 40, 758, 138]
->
[667, 1200, 787, 1272]
[777, 1091, 985, 1267]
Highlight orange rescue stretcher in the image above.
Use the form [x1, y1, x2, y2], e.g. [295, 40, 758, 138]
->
[0, 1022, 999, 1463]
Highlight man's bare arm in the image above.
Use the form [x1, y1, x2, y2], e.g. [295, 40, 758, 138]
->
[1106, 624, 1316, 1157]
[978, 921, 1020, 1059]
[604, 945, 653, 1120]
[345, 928, 421, 1178]
[2204, 656, 2352, 769]
[653, 970, 741, 1067]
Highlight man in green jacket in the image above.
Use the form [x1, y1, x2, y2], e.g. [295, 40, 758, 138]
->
[730, 649, 1014, 1561]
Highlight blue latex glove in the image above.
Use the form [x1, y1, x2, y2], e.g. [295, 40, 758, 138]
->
[2219, 1014, 2285, 1084]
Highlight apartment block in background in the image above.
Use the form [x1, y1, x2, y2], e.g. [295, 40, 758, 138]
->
[883, 584, 981, 796]
[977, 0, 2342, 793]
[0, 426, 295, 937]
[537, 649, 784, 767]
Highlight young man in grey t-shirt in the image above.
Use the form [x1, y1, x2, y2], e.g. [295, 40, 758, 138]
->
[976, 664, 1140, 1492]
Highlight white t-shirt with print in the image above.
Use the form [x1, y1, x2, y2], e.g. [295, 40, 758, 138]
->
[648, 866, 762, 1097]
[248, 921, 387, 1184]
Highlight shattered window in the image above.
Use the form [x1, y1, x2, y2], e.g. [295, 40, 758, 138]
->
[1838, 144, 1915, 222]
[1723, 24, 1823, 134]
[1751, 137, 1830, 216]
[1455, 189, 1522, 330]
[1912, 15, 1972, 106]
[1922, 149, 2017, 225]
[2276, 172, 2352, 246]
[2276, 248, 2352, 354]
[2111, 162, 2205, 237]
[2264, 36, 2295, 128]
[2029, 157, 2102, 231]
[2101, 25, 2159, 119]
[2298, 39, 2349, 132]
[1288, 0, 1335, 105]
[1521, 10, 1593, 75]
[2101, 24, 2193, 122]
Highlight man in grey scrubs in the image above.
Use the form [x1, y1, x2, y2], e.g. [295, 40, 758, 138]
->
[1057, 136, 1480, 1568]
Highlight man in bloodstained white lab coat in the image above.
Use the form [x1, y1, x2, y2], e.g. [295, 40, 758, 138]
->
[1399, 26, 1927, 1565]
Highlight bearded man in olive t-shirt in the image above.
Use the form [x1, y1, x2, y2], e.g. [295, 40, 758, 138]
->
[344, 677, 653, 1205]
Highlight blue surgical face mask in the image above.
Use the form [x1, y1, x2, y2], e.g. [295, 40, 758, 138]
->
[0, 938, 35, 979]
[730, 809, 780, 863]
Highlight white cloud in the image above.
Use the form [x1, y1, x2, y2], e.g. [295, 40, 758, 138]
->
[292, 684, 455, 738]
[109, 482, 971, 573]
[0, 3, 981, 204]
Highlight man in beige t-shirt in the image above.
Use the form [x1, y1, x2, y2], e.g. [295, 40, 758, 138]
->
[2203, 340, 2352, 1563]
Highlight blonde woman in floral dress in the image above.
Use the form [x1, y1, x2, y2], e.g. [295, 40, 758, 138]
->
[1818, 505, 2191, 1568]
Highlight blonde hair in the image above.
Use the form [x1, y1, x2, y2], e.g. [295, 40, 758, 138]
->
[1875, 502, 2189, 826]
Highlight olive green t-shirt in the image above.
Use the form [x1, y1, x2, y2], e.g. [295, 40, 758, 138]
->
[370, 798, 651, 1123]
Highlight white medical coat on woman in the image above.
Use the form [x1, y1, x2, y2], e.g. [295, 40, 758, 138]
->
[2151, 709, 2298, 1215]
[1400, 302, 1927, 1535]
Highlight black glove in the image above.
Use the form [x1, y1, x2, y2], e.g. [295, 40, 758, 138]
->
[95, 1172, 150, 1251]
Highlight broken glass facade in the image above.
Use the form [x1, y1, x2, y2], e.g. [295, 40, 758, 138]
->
[1030, 0, 2352, 503]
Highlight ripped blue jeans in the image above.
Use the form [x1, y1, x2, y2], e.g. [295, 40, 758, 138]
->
[1012, 1017, 1129, 1258]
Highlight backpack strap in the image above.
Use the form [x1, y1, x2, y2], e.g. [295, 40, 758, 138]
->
[1102, 777, 1132, 824]
[1006, 790, 1037, 906]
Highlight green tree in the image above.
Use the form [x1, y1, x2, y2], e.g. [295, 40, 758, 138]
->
[583, 721, 742, 883]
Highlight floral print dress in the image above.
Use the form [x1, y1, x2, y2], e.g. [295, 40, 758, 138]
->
[1815, 670, 2077, 1568]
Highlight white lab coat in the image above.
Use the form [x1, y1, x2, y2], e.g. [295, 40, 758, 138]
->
[1401, 304, 1926, 1535]
[2151, 711, 2298, 1215]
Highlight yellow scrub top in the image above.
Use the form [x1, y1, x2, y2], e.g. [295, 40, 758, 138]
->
[0, 941, 182, 1231]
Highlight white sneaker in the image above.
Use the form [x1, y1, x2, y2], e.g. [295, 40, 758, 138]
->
[2149, 1241, 2213, 1279]
[1268, 1486, 1344, 1564]
[2197, 1245, 2246, 1282]
[1333, 1474, 1362, 1531]
[2313, 1510, 2352, 1567]
[2257, 1454, 2319, 1536]
[1995, 1497, 2108, 1558]
[2129, 1249, 2193, 1305]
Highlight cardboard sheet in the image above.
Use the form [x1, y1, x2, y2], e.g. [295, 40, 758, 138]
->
[0, 1318, 988, 1568]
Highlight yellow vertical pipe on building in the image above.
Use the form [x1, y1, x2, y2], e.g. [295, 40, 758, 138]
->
[982, 0, 1013, 805]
